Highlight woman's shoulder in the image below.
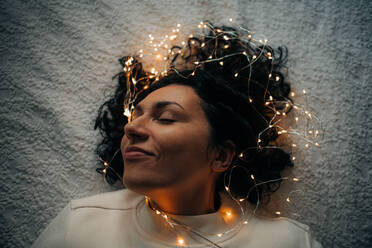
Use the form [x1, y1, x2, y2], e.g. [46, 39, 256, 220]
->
[70, 188, 144, 210]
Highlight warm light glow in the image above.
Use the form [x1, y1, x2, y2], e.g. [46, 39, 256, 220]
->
[244, 220, 248, 224]
[275, 211, 281, 215]
[217, 233, 223, 237]
[250, 174, 255, 180]
[219, 61, 224, 66]
[293, 177, 299, 181]
[286, 197, 290, 202]
[124, 108, 131, 118]
[177, 238, 185, 245]
[228, 18, 233, 22]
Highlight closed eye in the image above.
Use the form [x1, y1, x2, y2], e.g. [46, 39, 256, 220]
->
[157, 118, 175, 123]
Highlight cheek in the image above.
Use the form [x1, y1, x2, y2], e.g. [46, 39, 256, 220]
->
[156, 125, 211, 166]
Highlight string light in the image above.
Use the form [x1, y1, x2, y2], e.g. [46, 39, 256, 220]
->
[100, 20, 324, 247]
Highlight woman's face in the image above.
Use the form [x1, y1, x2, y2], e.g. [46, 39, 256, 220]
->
[120, 84, 216, 194]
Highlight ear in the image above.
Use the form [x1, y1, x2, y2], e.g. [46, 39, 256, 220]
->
[210, 140, 236, 173]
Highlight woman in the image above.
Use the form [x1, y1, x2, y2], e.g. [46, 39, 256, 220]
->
[32, 21, 322, 247]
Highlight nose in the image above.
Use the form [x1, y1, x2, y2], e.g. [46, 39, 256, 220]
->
[124, 117, 149, 142]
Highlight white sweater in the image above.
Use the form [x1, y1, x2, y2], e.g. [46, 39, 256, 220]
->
[32, 189, 322, 248]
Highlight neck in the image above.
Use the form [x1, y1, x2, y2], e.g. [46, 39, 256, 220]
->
[146, 183, 217, 215]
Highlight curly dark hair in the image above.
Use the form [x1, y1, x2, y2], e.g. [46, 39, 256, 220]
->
[94, 21, 294, 205]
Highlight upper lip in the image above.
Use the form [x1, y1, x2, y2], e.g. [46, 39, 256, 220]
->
[124, 146, 154, 155]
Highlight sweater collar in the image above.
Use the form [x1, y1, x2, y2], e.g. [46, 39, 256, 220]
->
[133, 191, 252, 247]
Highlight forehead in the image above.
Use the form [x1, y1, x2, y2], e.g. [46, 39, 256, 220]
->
[136, 84, 203, 111]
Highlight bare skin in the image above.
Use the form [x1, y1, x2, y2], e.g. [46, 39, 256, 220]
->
[121, 84, 235, 215]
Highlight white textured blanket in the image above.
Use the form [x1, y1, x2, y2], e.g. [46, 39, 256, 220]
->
[0, 0, 371, 247]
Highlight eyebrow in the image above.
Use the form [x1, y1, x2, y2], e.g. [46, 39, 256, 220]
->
[134, 101, 185, 112]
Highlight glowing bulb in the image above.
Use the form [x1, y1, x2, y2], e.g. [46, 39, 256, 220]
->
[224, 44, 229, 49]
[225, 186, 230, 192]
[226, 211, 232, 217]
[223, 35, 229, 40]
[249, 98, 253, 103]
[291, 92, 295, 97]
[276, 111, 281, 115]
[151, 68, 156, 74]
[234, 72, 238, 77]
[257, 138, 261, 143]
[103, 168, 107, 173]
[315, 142, 320, 146]
[295, 117, 299, 122]
[189, 34, 193, 38]
[252, 55, 257, 59]
[208, 55, 212, 59]
[191, 72, 195, 76]
[177, 23, 181, 27]
[228, 18, 233, 22]
[155, 210, 161, 215]
[286, 197, 290, 202]
[293, 177, 299, 181]
[239, 198, 245, 202]
[124, 108, 131, 118]
[276, 76, 280, 81]
[217, 29, 222, 33]
[292, 156, 296, 161]
[103, 162, 108, 167]
[292, 144, 297, 147]
[194, 61, 199, 65]
[250, 174, 255, 180]
[177, 238, 184, 245]
[143, 85, 149, 90]
[191, 40, 195, 44]
[275, 211, 281, 215]
[217, 233, 223, 237]
[156, 54, 161, 59]
[303, 89, 307, 94]
[244, 220, 248, 224]
[239, 153, 243, 158]
[248, 34, 252, 39]
[305, 143, 309, 148]
[181, 41, 185, 45]
[243, 51, 247, 56]
[219, 61, 224, 66]
[169, 35, 177, 40]
[269, 95, 273, 101]
[201, 42, 205, 47]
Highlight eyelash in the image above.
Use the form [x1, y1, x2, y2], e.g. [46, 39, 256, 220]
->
[156, 118, 175, 123]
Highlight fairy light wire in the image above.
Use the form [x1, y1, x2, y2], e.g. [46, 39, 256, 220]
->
[97, 18, 324, 247]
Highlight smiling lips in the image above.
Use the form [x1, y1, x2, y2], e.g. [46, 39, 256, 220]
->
[124, 146, 154, 160]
